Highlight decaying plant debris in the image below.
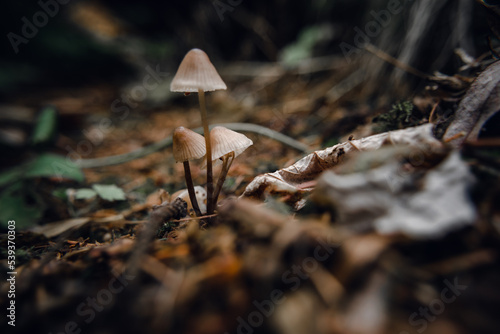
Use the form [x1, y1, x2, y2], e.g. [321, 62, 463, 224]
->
[443, 60, 500, 147]
[3, 71, 500, 333]
[313, 149, 476, 238]
[242, 124, 443, 202]
[2, 2, 500, 333]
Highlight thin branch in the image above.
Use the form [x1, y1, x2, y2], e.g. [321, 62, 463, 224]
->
[128, 198, 187, 275]
[75, 123, 309, 168]
[169, 213, 218, 223]
[364, 43, 431, 80]
[219, 55, 347, 78]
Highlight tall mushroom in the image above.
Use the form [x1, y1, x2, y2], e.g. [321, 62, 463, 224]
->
[170, 49, 227, 216]
[207, 126, 253, 205]
[173, 126, 206, 217]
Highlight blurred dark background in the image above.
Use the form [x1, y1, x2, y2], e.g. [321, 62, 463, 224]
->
[0, 0, 498, 172]
[0, 0, 495, 100]
[1, 4, 500, 334]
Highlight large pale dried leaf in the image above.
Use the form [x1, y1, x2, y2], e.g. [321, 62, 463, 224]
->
[443, 61, 500, 147]
[242, 124, 442, 200]
[313, 150, 475, 238]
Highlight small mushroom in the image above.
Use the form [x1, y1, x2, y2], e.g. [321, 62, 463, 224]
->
[173, 126, 206, 217]
[170, 48, 227, 217]
[207, 126, 253, 205]
[170, 49, 227, 93]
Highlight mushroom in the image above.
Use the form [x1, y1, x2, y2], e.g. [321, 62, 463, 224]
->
[170, 48, 227, 216]
[207, 126, 253, 205]
[173, 126, 206, 217]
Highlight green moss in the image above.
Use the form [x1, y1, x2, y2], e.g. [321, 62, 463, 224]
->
[372, 101, 423, 133]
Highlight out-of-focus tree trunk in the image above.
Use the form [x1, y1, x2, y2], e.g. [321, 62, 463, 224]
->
[359, 0, 477, 100]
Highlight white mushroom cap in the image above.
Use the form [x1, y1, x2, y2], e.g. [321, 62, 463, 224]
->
[209, 126, 253, 162]
[173, 126, 206, 162]
[170, 48, 227, 93]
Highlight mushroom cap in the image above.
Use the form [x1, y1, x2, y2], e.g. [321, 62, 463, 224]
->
[209, 126, 253, 162]
[173, 126, 206, 162]
[170, 48, 227, 93]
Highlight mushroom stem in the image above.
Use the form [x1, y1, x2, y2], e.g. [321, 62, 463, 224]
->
[198, 88, 214, 217]
[213, 152, 235, 206]
[183, 161, 202, 217]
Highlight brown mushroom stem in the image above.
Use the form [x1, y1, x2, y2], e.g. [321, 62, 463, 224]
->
[198, 88, 214, 216]
[182, 161, 202, 217]
[213, 152, 235, 206]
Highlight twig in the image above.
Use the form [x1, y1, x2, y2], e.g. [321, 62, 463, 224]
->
[325, 68, 366, 104]
[219, 55, 346, 78]
[147, 198, 188, 230]
[428, 102, 440, 123]
[347, 139, 361, 151]
[463, 138, 500, 147]
[169, 213, 218, 223]
[218, 122, 310, 153]
[75, 123, 309, 168]
[443, 132, 466, 143]
[127, 198, 187, 275]
[364, 43, 431, 80]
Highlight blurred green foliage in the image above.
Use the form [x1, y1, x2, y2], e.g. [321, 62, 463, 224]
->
[75, 184, 126, 202]
[0, 154, 83, 229]
[31, 106, 57, 147]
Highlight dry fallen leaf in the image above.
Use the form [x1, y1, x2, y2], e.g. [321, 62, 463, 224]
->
[443, 60, 500, 147]
[30, 217, 91, 238]
[242, 124, 443, 206]
[313, 150, 476, 238]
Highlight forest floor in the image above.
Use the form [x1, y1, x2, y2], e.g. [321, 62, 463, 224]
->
[1, 54, 500, 334]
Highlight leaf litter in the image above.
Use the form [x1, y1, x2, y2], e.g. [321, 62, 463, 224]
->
[2, 52, 500, 334]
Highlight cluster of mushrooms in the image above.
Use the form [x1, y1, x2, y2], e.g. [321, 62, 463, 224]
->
[170, 49, 253, 219]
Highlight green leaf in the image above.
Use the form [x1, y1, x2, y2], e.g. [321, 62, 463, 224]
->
[0, 168, 25, 188]
[0, 154, 83, 188]
[280, 24, 333, 66]
[0, 183, 44, 229]
[25, 153, 84, 182]
[74, 188, 97, 200]
[92, 184, 126, 201]
[52, 188, 68, 200]
[32, 106, 57, 145]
